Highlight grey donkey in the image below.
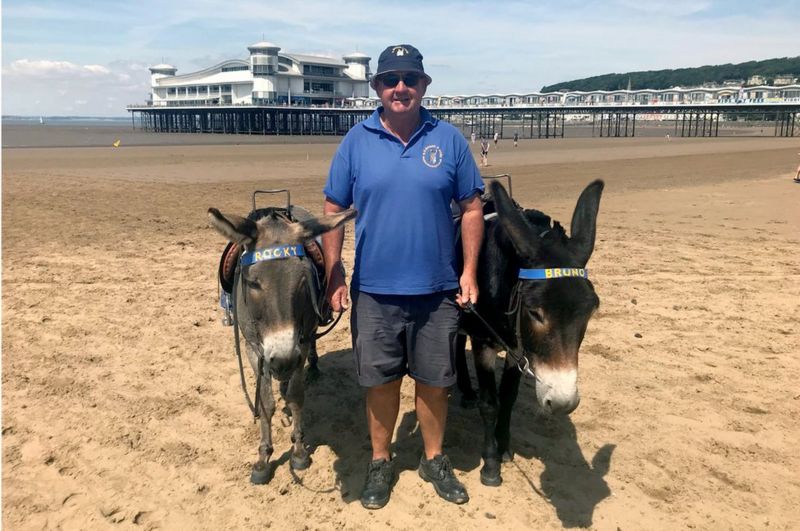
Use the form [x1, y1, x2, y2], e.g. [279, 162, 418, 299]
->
[209, 206, 356, 484]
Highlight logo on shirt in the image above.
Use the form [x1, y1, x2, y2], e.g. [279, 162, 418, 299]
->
[422, 144, 443, 168]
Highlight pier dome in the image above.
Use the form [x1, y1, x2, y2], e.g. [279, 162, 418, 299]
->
[148, 64, 177, 75]
[247, 41, 281, 53]
[343, 51, 370, 62]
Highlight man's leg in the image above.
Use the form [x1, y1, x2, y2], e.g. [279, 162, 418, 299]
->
[415, 382, 448, 459]
[360, 378, 402, 510]
[410, 291, 469, 504]
[352, 290, 405, 509]
[367, 379, 403, 460]
[416, 380, 469, 504]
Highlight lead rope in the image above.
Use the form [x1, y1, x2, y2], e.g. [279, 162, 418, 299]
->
[314, 310, 343, 339]
[464, 293, 536, 378]
[232, 265, 263, 421]
[304, 262, 345, 340]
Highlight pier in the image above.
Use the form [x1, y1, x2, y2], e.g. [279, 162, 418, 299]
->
[128, 102, 799, 138]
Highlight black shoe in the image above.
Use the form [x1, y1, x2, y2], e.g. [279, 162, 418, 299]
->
[360, 458, 394, 509]
[418, 454, 469, 504]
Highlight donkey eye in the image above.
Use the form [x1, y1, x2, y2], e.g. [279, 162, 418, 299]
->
[528, 308, 545, 323]
[244, 278, 264, 291]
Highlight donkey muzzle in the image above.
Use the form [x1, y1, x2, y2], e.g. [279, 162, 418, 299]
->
[262, 329, 303, 381]
[535, 367, 580, 415]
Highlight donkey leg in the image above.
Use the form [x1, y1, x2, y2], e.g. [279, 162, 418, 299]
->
[496, 363, 522, 462]
[473, 339, 502, 486]
[454, 334, 478, 408]
[285, 366, 311, 470]
[251, 374, 277, 485]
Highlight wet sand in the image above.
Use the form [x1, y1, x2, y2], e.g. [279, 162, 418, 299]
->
[3, 133, 800, 530]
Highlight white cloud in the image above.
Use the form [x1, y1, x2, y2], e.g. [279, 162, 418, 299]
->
[3, 59, 150, 116]
[5, 59, 113, 79]
[84, 64, 111, 75]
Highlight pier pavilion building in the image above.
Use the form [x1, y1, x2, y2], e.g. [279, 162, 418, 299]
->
[148, 41, 371, 107]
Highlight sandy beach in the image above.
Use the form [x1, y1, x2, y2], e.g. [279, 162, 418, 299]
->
[3, 130, 800, 530]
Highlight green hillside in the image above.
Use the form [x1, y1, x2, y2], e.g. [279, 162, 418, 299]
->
[541, 57, 800, 92]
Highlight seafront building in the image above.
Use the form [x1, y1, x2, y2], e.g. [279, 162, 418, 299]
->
[148, 41, 371, 107]
[416, 82, 800, 108]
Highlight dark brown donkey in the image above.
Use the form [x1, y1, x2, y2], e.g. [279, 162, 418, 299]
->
[457, 180, 604, 487]
[209, 206, 356, 484]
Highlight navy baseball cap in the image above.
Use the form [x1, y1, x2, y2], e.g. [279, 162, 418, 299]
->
[375, 44, 432, 83]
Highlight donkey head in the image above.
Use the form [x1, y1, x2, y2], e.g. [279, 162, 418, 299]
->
[208, 207, 356, 379]
[492, 180, 603, 415]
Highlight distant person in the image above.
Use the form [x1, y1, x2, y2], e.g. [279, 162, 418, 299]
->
[470, 131, 476, 144]
[493, 131, 499, 146]
[513, 131, 519, 147]
[480, 138, 490, 167]
[794, 153, 800, 184]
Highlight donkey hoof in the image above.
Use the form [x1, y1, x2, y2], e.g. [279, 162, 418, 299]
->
[480, 461, 502, 487]
[480, 469, 502, 487]
[250, 463, 272, 485]
[501, 450, 514, 463]
[290, 454, 311, 471]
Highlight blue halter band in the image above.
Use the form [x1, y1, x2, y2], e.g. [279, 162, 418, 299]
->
[240, 244, 305, 266]
[518, 268, 588, 280]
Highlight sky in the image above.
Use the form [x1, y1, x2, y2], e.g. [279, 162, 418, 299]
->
[2, 0, 799, 117]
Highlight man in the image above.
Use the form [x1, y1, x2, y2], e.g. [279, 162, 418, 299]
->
[493, 131, 499, 146]
[322, 44, 484, 509]
[513, 131, 519, 148]
[480, 138, 490, 167]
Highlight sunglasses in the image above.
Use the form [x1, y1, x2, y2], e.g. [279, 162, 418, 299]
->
[378, 72, 422, 88]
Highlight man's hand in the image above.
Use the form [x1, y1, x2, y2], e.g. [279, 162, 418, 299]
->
[326, 262, 349, 312]
[456, 273, 479, 307]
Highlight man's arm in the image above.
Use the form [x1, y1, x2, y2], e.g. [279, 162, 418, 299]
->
[322, 198, 349, 312]
[456, 193, 484, 307]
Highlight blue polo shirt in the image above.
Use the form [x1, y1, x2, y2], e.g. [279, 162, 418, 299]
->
[324, 107, 484, 295]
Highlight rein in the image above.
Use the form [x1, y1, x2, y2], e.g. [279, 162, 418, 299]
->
[231, 265, 261, 420]
[464, 300, 536, 379]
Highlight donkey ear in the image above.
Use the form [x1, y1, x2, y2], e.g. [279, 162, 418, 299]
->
[208, 208, 258, 248]
[289, 208, 357, 241]
[567, 180, 604, 267]
[491, 181, 539, 258]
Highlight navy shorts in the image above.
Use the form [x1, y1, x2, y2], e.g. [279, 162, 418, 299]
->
[351, 290, 461, 388]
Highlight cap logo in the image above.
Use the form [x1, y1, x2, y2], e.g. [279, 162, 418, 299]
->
[392, 46, 409, 57]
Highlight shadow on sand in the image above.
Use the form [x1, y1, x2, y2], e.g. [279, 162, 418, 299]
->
[300, 347, 614, 527]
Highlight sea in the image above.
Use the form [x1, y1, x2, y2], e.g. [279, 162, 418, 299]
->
[1, 115, 340, 149]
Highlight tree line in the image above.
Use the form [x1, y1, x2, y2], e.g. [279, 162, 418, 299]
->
[541, 57, 800, 92]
